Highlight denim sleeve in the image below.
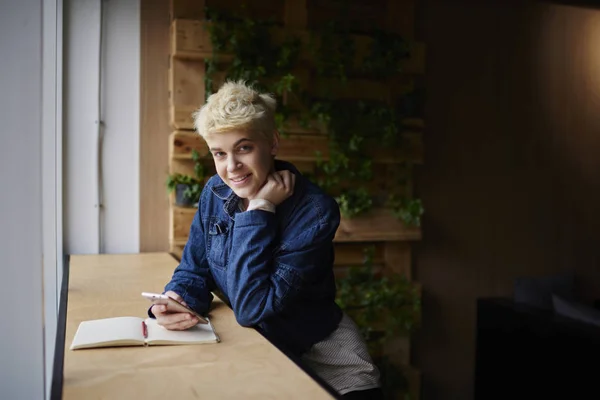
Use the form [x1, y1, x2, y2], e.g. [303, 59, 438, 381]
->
[162, 207, 215, 317]
[227, 202, 339, 327]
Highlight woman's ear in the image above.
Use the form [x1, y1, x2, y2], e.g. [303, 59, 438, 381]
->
[271, 130, 280, 156]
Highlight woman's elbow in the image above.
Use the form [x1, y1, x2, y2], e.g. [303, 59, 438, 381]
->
[232, 291, 276, 326]
[233, 301, 275, 326]
[234, 310, 260, 327]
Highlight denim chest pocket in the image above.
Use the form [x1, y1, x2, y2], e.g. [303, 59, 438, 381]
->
[207, 217, 230, 269]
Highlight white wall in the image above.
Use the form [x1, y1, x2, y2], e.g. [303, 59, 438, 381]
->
[0, 0, 46, 398]
[64, 0, 140, 254]
[102, 0, 140, 253]
[42, 0, 64, 398]
[0, 0, 137, 397]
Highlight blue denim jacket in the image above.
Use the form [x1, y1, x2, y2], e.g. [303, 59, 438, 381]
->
[162, 160, 343, 356]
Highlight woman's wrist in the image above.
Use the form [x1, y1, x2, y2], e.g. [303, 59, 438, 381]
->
[247, 198, 276, 213]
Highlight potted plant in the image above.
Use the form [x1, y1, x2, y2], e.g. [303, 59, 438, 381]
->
[336, 254, 421, 344]
[166, 173, 203, 207]
[166, 149, 207, 207]
[335, 246, 421, 398]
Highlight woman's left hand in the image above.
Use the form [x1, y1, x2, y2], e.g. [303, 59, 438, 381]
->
[252, 170, 295, 206]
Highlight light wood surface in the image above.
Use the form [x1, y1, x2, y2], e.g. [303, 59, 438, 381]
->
[62, 253, 334, 400]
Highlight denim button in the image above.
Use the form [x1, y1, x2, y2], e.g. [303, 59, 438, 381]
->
[207, 217, 229, 269]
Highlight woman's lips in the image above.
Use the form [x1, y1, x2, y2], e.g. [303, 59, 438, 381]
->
[230, 173, 251, 186]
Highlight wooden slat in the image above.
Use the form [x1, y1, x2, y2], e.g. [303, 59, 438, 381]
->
[281, 116, 325, 135]
[403, 117, 425, 129]
[284, 0, 307, 30]
[206, 0, 285, 24]
[170, 106, 198, 130]
[307, 0, 387, 33]
[401, 364, 421, 400]
[171, 205, 197, 240]
[170, 130, 309, 160]
[333, 243, 385, 266]
[170, 130, 329, 161]
[170, 0, 205, 21]
[168, 151, 416, 206]
[140, 0, 170, 252]
[171, 240, 388, 277]
[386, 0, 415, 38]
[333, 264, 384, 281]
[169, 57, 204, 130]
[310, 77, 390, 102]
[403, 41, 426, 75]
[170, 160, 316, 183]
[171, 103, 324, 132]
[334, 208, 421, 242]
[172, 238, 396, 269]
[170, 129, 206, 158]
[379, 163, 414, 189]
[384, 241, 412, 280]
[369, 349, 421, 400]
[381, 241, 415, 367]
[170, 19, 211, 58]
[279, 134, 329, 161]
[170, 20, 426, 76]
[370, 339, 421, 399]
[169, 157, 216, 177]
[171, 206, 420, 244]
[169, 130, 424, 165]
[280, 74, 413, 102]
[383, 336, 411, 366]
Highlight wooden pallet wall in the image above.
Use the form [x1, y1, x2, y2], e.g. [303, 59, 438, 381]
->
[167, 1, 424, 398]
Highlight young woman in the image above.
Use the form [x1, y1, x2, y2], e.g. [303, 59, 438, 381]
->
[150, 80, 382, 399]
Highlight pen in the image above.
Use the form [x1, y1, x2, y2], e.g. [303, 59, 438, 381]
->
[207, 318, 220, 343]
[142, 320, 148, 339]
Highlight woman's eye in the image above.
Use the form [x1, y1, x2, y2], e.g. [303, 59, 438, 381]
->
[213, 152, 225, 158]
[238, 145, 252, 152]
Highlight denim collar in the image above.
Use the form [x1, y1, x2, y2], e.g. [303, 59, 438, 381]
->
[210, 159, 301, 220]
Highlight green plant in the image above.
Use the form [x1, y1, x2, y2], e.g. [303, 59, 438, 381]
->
[166, 173, 203, 204]
[388, 195, 424, 227]
[204, 7, 301, 137]
[375, 355, 412, 400]
[203, 7, 424, 220]
[166, 149, 208, 206]
[335, 246, 421, 399]
[361, 29, 410, 77]
[335, 247, 421, 344]
[335, 188, 372, 219]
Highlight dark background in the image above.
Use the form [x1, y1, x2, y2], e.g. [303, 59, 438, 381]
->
[413, 0, 600, 398]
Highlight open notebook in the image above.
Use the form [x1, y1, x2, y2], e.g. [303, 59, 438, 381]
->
[70, 316, 220, 350]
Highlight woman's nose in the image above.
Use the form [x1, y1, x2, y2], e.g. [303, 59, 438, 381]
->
[227, 157, 240, 172]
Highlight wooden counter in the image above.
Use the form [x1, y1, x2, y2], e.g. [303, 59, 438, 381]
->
[60, 253, 335, 399]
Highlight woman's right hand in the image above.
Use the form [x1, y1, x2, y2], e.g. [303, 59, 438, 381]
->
[152, 290, 200, 331]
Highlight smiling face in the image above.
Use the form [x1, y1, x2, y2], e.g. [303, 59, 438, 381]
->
[206, 130, 279, 200]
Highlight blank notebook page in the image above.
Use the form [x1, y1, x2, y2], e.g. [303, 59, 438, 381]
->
[71, 316, 145, 348]
[145, 318, 217, 343]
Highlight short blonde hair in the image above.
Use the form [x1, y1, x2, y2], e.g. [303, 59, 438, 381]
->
[193, 80, 277, 141]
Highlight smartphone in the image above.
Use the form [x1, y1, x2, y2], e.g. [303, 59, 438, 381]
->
[141, 292, 208, 324]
